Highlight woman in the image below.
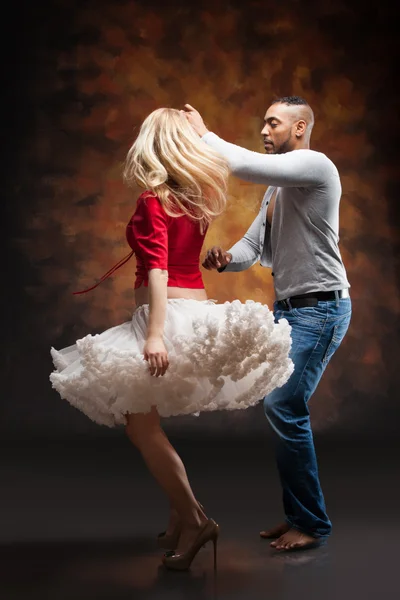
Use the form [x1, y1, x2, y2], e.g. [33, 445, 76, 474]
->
[50, 108, 293, 570]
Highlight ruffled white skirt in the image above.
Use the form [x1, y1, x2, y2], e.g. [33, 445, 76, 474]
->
[50, 299, 293, 427]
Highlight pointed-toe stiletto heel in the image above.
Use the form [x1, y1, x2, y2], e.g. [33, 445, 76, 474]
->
[162, 519, 219, 571]
[157, 502, 205, 550]
[212, 528, 218, 570]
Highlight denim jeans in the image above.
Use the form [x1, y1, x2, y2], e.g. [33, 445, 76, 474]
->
[263, 296, 352, 537]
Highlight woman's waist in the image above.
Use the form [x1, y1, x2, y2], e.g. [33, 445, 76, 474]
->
[135, 286, 208, 308]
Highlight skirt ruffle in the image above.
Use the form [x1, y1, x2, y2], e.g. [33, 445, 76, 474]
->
[50, 299, 294, 427]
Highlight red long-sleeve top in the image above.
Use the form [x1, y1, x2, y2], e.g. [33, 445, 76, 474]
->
[74, 191, 207, 295]
[126, 192, 206, 289]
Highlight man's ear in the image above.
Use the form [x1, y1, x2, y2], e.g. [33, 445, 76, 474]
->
[295, 120, 307, 138]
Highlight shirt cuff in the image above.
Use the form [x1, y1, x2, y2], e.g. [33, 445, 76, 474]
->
[201, 132, 218, 144]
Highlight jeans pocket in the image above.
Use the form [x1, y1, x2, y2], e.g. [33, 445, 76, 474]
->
[322, 316, 351, 365]
[292, 306, 327, 324]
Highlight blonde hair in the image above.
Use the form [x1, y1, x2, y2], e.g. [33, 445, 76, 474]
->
[123, 108, 229, 232]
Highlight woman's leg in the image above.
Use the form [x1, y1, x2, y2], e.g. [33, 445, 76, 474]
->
[158, 428, 184, 537]
[126, 407, 207, 550]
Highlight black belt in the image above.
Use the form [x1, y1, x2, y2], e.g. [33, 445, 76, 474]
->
[277, 289, 349, 310]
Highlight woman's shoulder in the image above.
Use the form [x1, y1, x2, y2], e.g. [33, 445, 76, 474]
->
[136, 190, 162, 208]
[134, 190, 169, 217]
[129, 191, 173, 231]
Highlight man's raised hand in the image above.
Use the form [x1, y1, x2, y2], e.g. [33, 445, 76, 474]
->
[181, 104, 209, 137]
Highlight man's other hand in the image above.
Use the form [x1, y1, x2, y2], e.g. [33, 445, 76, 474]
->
[202, 247, 232, 270]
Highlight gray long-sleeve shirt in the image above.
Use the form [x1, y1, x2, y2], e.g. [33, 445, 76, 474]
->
[202, 132, 350, 301]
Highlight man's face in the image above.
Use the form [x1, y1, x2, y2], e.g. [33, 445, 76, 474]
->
[261, 103, 297, 154]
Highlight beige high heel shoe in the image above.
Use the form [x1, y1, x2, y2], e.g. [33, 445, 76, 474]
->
[162, 519, 219, 571]
[157, 502, 205, 550]
[157, 524, 181, 550]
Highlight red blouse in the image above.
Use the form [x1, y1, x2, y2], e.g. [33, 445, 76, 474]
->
[74, 191, 207, 295]
[126, 192, 206, 289]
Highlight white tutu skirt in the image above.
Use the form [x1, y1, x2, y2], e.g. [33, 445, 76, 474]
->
[50, 299, 294, 427]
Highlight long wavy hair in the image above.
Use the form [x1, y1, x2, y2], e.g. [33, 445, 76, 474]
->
[123, 108, 229, 232]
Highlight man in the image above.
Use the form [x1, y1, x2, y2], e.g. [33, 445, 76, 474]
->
[183, 97, 351, 551]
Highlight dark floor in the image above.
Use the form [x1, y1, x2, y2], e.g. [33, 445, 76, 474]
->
[1, 436, 398, 600]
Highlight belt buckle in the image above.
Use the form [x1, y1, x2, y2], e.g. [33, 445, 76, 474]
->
[281, 299, 290, 310]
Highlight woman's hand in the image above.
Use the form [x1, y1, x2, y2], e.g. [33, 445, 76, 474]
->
[182, 104, 209, 137]
[143, 336, 169, 377]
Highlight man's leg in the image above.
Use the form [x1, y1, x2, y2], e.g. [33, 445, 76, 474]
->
[261, 300, 351, 550]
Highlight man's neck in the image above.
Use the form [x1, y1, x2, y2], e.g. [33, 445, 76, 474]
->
[293, 140, 310, 151]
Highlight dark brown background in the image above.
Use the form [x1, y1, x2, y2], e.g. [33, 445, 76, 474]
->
[2, 0, 399, 442]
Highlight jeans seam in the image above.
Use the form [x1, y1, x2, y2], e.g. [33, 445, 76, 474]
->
[289, 319, 328, 401]
[322, 313, 351, 364]
[322, 326, 338, 365]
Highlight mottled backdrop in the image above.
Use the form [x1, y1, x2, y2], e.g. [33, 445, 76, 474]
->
[2, 0, 399, 441]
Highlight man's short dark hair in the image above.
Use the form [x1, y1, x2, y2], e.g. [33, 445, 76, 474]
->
[271, 96, 310, 106]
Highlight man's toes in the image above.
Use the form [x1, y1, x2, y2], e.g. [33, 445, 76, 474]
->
[271, 535, 285, 548]
[282, 542, 291, 550]
[274, 538, 286, 550]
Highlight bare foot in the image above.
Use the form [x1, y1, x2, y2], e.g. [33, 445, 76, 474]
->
[271, 528, 318, 551]
[260, 522, 290, 539]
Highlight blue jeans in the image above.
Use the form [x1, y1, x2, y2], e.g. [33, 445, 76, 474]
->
[263, 297, 352, 538]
